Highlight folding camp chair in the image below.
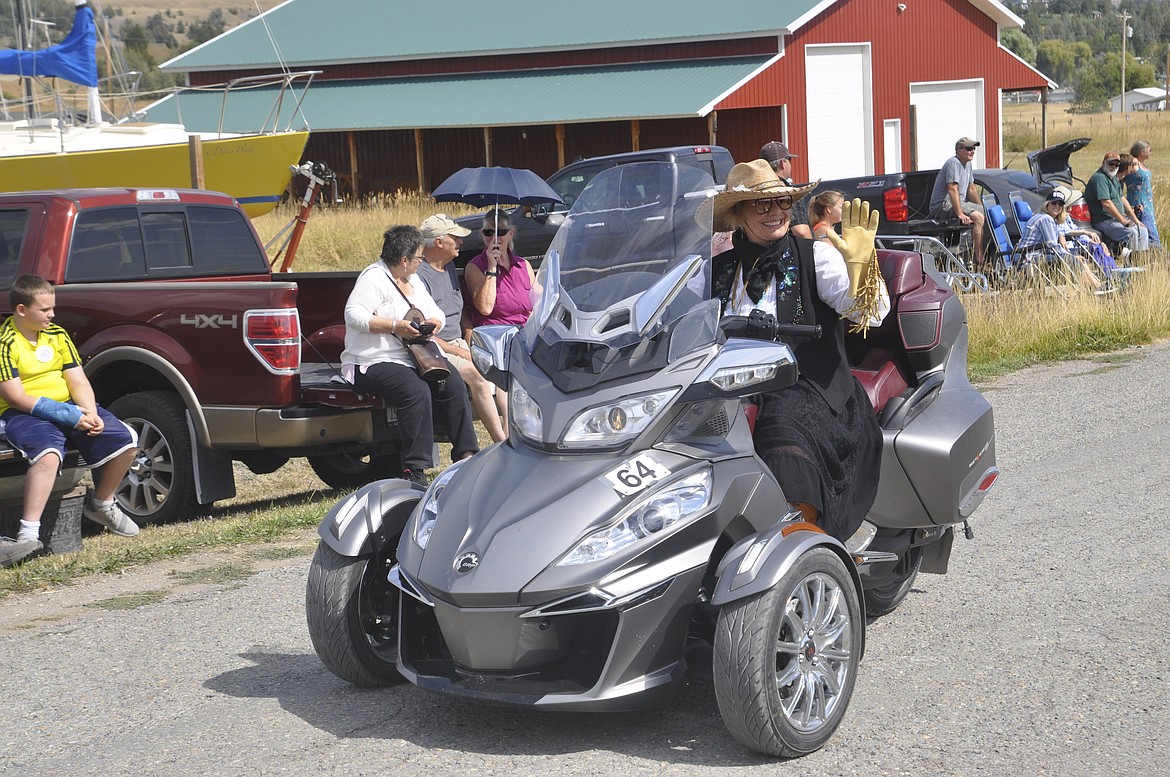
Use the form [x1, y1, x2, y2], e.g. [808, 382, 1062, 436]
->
[1007, 190, 1032, 236]
[1011, 191, 1102, 288]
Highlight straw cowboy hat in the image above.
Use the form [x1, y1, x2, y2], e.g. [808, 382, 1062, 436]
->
[704, 159, 819, 232]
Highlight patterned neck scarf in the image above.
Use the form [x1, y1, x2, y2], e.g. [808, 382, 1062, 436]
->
[713, 230, 798, 306]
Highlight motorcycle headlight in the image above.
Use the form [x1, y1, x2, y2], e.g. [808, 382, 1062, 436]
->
[558, 469, 712, 566]
[510, 383, 543, 442]
[561, 389, 678, 449]
[412, 459, 466, 550]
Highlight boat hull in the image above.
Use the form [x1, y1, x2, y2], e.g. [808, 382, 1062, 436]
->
[0, 130, 309, 218]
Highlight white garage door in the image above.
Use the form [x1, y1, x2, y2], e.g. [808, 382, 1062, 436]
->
[910, 80, 985, 170]
[805, 44, 872, 180]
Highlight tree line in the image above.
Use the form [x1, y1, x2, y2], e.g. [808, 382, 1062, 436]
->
[1002, 0, 1169, 111]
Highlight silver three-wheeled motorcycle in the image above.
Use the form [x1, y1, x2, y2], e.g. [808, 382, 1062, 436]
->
[306, 162, 998, 757]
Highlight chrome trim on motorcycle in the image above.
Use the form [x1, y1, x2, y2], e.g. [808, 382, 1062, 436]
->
[388, 564, 434, 607]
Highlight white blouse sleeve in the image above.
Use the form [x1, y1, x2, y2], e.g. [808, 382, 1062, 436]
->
[344, 264, 389, 333]
[812, 240, 891, 326]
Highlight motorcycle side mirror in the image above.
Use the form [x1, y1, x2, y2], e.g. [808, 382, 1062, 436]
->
[470, 325, 517, 391]
[678, 339, 799, 402]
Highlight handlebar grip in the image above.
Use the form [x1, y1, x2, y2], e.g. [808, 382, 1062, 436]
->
[720, 315, 822, 342]
[772, 323, 823, 339]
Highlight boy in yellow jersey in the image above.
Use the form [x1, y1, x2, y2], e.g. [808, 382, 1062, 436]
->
[0, 275, 138, 566]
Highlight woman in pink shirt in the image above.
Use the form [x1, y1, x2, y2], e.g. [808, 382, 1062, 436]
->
[463, 210, 537, 328]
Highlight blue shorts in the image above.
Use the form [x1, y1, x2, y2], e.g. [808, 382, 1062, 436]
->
[2, 405, 138, 468]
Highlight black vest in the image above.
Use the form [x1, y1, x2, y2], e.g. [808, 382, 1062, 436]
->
[713, 232, 854, 413]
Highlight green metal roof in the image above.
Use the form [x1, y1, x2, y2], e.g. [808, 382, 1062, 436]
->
[142, 56, 774, 132]
[162, 0, 819, 71]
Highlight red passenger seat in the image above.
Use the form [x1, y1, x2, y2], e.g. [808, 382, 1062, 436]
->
[847, 251, 924, 413]
[850, 349, 909, 413]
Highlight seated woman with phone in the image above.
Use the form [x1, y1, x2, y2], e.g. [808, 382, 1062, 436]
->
[341, 225, 479, 486]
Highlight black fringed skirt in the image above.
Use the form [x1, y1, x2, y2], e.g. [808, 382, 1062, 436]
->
[753, 376, 883, 541]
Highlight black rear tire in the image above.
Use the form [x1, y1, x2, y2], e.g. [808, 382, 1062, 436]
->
[305, 540, 404, 686]
[713, 547, 862, 757]
[308, 451, 404, 490]
[108, 391, 197, 525]
[863, 545, 923, 617]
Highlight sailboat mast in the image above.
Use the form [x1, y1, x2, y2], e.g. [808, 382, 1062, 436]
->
[14, 0, 36, 112]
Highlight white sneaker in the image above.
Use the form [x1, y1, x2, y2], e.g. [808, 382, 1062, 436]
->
[83, 496, 140, 537]
[1120, 246, 1132, 261]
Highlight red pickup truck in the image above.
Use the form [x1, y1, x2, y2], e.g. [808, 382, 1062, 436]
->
[0, 187, 394, 525]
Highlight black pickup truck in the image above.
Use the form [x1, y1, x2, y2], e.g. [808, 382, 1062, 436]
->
[806, 138, 1094, 245]
[452, 145, 736, 265]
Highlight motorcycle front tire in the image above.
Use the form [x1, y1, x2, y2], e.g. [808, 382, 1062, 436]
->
[713, 547, 862, 758]
[305, 540, 404, 687]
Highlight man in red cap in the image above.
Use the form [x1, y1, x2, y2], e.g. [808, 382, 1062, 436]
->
[1085, 152, 1148, 255]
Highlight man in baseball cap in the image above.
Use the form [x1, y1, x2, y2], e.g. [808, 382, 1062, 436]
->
[758, 140, 812, 238]
[419, 213, 471, 241]
[414, 214, 506, 442]
[1084, 152, 1148, 255]
[760, 140, 799, 181]
[928, 137, 985, 258]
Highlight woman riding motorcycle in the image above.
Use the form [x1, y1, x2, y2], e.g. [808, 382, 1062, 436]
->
[708, 159, 889, 541]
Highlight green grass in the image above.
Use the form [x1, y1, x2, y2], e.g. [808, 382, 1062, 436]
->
[89, 590, 171, 610]
[0, 490, 328, 598]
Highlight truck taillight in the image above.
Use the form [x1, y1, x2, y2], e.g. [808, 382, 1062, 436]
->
[244, 309, 301, 374]
[883, 187, 909, 222]
[1067, 202, 1091, 222]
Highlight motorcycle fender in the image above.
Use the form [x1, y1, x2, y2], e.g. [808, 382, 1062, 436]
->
[316, 479, 424, 557]
[710, 522, 863, 609]
[919, 526, 955, 575]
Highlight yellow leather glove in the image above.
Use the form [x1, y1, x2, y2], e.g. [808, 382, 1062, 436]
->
[824, 198, 883, 336]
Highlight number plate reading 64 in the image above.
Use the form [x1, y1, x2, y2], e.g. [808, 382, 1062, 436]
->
[603, 453, 671, 496]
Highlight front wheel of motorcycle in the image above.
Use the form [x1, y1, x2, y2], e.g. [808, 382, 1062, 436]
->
[305, 540, 405, 687]
[713, 547, 862, 757]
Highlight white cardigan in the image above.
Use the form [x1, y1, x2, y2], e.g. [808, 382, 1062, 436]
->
[341, 262, 446, 378]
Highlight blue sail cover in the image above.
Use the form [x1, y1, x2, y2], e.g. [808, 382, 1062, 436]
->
[0, 6, 98, 87]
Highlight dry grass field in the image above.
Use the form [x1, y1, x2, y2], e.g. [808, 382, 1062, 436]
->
[251, 103, 1170, 383]
[102, 0, 282, 21]
[254, 103, 1170, 272]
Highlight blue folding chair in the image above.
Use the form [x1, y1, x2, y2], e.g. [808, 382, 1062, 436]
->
[986, 204, 1017, 266]
[1008, 190, 1033, 236]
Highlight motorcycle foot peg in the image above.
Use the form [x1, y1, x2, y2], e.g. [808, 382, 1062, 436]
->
[962, 520, 974, 540]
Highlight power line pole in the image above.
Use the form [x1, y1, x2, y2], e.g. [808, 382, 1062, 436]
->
[1121, 11, 1130, 113]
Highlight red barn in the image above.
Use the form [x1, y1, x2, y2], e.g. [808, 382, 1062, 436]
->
[148, 0, 1051, 195]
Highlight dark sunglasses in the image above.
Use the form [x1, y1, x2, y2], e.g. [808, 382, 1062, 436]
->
[752, 196, 794, 214]
[482, 228, 511, 237]
[1105, 161, 1121, 168]
[961, 145, 978, 151]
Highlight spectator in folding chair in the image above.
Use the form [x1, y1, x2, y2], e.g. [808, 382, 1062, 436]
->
[1046, 186, 1120, 283]
[1016, 190, 1108, 292]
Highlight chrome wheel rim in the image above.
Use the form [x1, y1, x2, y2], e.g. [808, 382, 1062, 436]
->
[118, 418, 173, 518]
[773, 571, 856, 733]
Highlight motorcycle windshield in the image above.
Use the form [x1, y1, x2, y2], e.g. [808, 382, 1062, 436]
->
[526, 162, 719, 392]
